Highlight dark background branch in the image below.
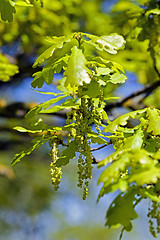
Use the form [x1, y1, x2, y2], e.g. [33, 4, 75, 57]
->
[105, 80, 160, 111]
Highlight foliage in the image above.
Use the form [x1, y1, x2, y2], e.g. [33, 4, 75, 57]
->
[1, 0, 160, 239]
[0, 53, 19, 81]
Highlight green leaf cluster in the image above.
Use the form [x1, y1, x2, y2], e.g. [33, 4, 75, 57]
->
[31, 32, 126, 89]
[0, 53, 19, 81]
[5, 0, 160, 238]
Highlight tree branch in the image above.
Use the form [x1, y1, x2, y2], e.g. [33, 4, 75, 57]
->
[92, 156, 102, 164]
[91, 143, 110, 152]
[105, 80, 160, 111]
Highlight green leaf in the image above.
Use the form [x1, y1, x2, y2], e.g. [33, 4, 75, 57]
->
[40, 98, 79, 113]
[25, 95, 67, 119]
[129, 166, 160, 186]
[0, 54, 19, 82]
[33, 34, 74, 68]
[33, 90, 64, 96]
[141, 187, 160, 202]
[147, 108, 160, 135]
[0, 0, 16, 22]
[96, 67, 113, 76]
[84, 33, 126, 54]
[14, 126, 44, 133]
[122, 130, 144, 149]
[11, 137, 49, 166]
[108, 72, 127, 84]
[105, 187, 139, 231]
[88, 133, 108, 145]
[15, 1, 33, 7]
[81, 80, 102, 98]
[104, 109, 147, 132]
[97, 152, 130, 185]
[31, 67, 54, 88]
[144, 137, 160, 152]
[145, 9, 160, 18]
[56, 140, 77, 167]
[64, 46, 91, 87]
[98, 148, 129, 168]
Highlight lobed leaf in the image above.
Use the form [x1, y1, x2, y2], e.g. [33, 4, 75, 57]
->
[56, 140, 77, 167]
[64, 46, 91, 87]
[147, 108, 160, 135]
[84, 33, 125, 54]
[104, 108, 147, 132]
[0, 0, 16, 22]
[122, 129, 144, 149]
[33, 35, 75, 68]
[31, 67, 54, 88]
[105, 187, 139, 232]
[25, 95, 67, 119]
[0, 54, 19, 82]
[11, 137, 50, 166]
[129, 166, 160, 186]
[81, 80, 102, 98]
[107, 72, 127, 84]
[88, 133, 108, 145]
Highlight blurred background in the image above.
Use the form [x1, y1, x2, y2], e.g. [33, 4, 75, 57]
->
[0, 0, 159, 239]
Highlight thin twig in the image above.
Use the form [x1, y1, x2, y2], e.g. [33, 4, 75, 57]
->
[92, 156, 102, 164]
[91, 142, 111, 152]
[119, 227, 125, 240]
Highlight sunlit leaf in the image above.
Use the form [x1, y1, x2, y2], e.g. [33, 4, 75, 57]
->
[146, 9, 160, 17]
[25, 95, 67, 119]
[96, 67, 112, 76]
[129, 166, 160, 185]
[15, 1, 33, 7]
[104, 109, 147, 132]
[65, 46, 91, 87]
[147, 108, 160, 135]
[11, 137, 49, 166]
[33, 35, 74, 68]
[108, 72, 127, 84]
[84, 33, 125, 54]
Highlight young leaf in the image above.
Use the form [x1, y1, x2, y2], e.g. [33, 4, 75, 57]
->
[122, 129, 144, 149]
[64, 46, 91, 87]
[129, 166, 160, 186]
[105, 187, 139, 232]
[0, 54, 19, 82]
[88, 133, 108, 145]
[15, 1, 33, 7]
[0, 0, 16, 22]
[84, 33, 125, 54]
[81, 80, 102, 98]
[147, 108, 160, 135]
[11, 137, 49, 166]
[96, 67, 113, 76]
[98, 148, 130, 168]
[56, 140, 77, 167]
[33, 34, 74, 68]
[31, 67, 54, 88]
[25, 95, 67, 119]
[97, 151, 130, 185]
[107, 72, 127, 84]
[104, 108, 147, 132]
